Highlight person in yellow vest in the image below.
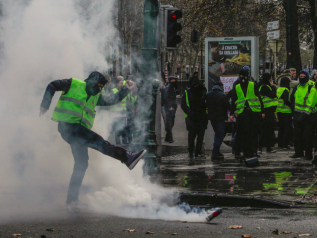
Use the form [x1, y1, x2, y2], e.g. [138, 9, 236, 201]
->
[109, 76, 129, 145]
[258, 73, 278, 154]
[290, 70, 317, 160]
[39, 71, 146, 211]
[126, 82, 138, 143]
[276, 77, 292, 149]
[229, 69, 263, 159]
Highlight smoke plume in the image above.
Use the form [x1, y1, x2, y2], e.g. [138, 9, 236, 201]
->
[0, 0, 211, 223]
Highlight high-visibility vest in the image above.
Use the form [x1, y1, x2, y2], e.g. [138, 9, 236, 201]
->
[51, 78, 100, 130]
[294, 84, 317, 115]
[184, 90, 190, 118]
[276, 87, 292, 113]
[259, 84, 278, 108]
[109, 88, 127, 112]
[127, 93, 137, 108]
[235, 82, 261, 114]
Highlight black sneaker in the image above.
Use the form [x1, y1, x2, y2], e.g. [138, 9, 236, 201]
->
[290, 153, 303, 158]
[211, 155, 224, 160]
[125, 150, 147, 170]
[195, 154, 206, 159]
[66, 202, 81, 213]
[188, 159, 195, 166]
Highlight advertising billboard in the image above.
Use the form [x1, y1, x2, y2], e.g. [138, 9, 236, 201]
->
[205, 37, 259, 92]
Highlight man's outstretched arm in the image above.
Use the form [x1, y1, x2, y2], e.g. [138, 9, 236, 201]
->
[40, 79, 72, 116]
[97, 80, 134, 106]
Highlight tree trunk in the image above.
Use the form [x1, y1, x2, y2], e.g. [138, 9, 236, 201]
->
[309, 0, 317, 69]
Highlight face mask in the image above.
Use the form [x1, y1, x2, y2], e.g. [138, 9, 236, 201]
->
[300, 83, 306, 86]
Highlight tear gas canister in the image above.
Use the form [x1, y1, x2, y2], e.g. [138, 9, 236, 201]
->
[206, 208, 222, 222]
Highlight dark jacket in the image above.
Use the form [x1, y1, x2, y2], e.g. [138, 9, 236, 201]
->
[230, 81, 263, 115]
[206, 86, 230, 121]
[161, 83, 178, 109]
[40, 78, 129, 109]
[181, 78, 207, 131]
[257, 80, 277, 114]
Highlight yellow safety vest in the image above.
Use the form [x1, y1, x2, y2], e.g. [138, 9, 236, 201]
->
[235, 82, 261, 114]
[51, 78, 99, 129]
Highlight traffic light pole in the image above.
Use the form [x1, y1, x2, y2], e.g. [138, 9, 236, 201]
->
[137, 0, 160, 175]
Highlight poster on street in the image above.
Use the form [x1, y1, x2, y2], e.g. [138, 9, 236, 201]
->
[220, 76, 239, 93]
[205, 37, 259, 92]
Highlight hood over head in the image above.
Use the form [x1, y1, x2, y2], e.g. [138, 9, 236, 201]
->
[85, 71, 108, 96]
[262, 73, 271, 83]
[299, 69, 309, 85]
[239, 69, 249, 85]
[192, 71, 199, 77]
[280, 77, 290, 88]
[190, 77, 204, 91]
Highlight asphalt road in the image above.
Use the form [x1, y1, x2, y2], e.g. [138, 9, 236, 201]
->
[1, 208, 317, 238]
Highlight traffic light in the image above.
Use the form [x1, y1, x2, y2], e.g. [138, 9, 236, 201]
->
[165, 8, 182, 49]
[191, 30, 199, 43]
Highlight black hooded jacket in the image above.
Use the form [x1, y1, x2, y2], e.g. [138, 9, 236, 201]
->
[162, 78, 178, 109]
[257, 80, 277, 114]
[206, 85, 230, 121]
[40, 72, 130, 109]
[181, 77, 207, 130]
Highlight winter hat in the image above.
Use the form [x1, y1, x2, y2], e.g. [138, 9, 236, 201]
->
[280, 77, 290, 88]
[299, 70, 309, 85]
[242, 65, 251, 71]
[239, 69, 249, 77]
[262, 73, 271, 82]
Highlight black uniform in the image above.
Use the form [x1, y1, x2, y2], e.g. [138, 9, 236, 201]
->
[181, 78, 207, 158]
[206, 85, 230, 157]
[230, 71, 263, 158]
[290, 70, 316, 159]
[277, 77, 292, 148]
[258, 74, 277, 152]
[40, 72, 130, 204]
[162, 79, 179, 143]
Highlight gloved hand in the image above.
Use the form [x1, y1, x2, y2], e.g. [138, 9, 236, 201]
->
[39, 107, 48, 117]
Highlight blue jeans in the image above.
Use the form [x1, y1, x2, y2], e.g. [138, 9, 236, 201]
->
[210, 120, 226, 156]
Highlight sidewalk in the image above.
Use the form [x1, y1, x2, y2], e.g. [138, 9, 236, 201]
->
[160, 108, 317, 206]
[159, 147, 317, 207]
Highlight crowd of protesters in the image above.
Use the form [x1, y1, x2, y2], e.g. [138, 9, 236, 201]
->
[176, 67, 317, 166]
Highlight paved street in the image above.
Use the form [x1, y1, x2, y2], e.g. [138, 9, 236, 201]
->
[1, 208, 317, 237]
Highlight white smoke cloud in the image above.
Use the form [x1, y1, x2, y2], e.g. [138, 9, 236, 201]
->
[0, 0, 211, 223]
